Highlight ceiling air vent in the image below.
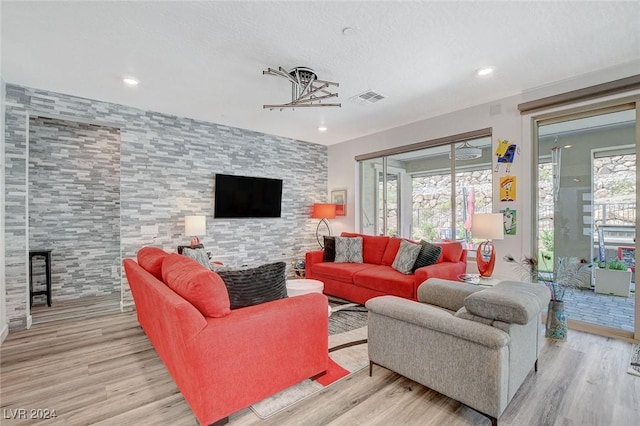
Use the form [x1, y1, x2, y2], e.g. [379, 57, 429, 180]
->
[350, 89, 386, 105]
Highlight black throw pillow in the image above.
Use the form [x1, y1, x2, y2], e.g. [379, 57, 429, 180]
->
[216, 262, 287, 310]
[323, 236, 336, 262]
[412, 240, 442, 272]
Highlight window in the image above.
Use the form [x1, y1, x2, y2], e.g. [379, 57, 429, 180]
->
[358, 131, 493, 244]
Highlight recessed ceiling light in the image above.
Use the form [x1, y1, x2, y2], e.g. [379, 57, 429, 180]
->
[318, 125, 328, 133]
[123, 77, 139, 86]
[476, 67, 494, 77]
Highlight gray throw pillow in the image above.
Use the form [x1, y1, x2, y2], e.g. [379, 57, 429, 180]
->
[182, 247, 211, 269]
[412, 240, 442, 272]
[392, 239, 422, 274]
[334, 236, 363, 263]
[216, 262, 287, 309]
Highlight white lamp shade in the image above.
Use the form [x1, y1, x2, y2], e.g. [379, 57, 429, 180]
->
[185, 215, 206, 236]
[471, 213, 504, 240]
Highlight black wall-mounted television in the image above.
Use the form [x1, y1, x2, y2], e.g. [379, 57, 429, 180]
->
[214, 174, 283, 218]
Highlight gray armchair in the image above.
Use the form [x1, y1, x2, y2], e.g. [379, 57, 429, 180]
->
[366, 278, 550, 426]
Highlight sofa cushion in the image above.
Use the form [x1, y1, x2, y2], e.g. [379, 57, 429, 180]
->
[392, 239, 422, 274]
[412, 240, 442, 272]
[313, 262, 374, 283]
[352, 265, 415, 299]
[381, 237, 403, 266]
[463, 281, 549, 325]
[323, 236, 336, 262]
[434, 241, 463, 263]
[137, 246, 169, 281]
[161, 254, 231, 318]
[335, 236, 364, 263]
[216, 262, 288, 310]
[181, 246, 211, 269]
[341, 232, 389, 264]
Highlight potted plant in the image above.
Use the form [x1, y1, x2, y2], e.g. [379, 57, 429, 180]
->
[503, 254, 592, 341]
[594, 258, 632, 297]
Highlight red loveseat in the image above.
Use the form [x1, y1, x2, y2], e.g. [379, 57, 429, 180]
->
[306, 232, 467, 305]
[123, 247, 328, 426]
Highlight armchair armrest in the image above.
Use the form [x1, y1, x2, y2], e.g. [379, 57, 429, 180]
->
[366, 295, 509, 349]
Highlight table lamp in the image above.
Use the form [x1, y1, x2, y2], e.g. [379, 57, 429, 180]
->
[185, 215, 206, 247]
[312, 203, 336, 249]
[471, 213, 504, 277]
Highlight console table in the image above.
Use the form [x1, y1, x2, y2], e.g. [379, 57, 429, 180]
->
[30, 249, 53, 307]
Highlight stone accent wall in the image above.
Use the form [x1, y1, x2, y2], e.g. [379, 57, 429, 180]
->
[4, 84, 327, 331]
[29, 117, 121, 301]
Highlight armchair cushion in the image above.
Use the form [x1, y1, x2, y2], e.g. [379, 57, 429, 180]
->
[418, 278, 482, 312]
[464, 281, 549, 325]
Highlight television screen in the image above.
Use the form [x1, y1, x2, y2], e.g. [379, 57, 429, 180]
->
[214, 174, 283, 218]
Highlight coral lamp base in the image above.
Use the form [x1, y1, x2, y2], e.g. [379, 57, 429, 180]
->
[476, 241, 496, 277]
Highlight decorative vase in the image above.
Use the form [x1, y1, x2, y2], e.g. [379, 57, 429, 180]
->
[545, 300, 567, 341]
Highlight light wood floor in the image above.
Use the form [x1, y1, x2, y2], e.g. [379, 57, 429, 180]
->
[1, 307, 639, 426]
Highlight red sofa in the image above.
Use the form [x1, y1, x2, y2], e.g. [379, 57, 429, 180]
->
[123, 247, 328, 426]
[306, 232, 467, 305]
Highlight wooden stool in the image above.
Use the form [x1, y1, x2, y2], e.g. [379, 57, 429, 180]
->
[30, 249, 53, 307]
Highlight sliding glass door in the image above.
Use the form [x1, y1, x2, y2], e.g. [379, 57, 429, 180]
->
[536, 105, 637, 333]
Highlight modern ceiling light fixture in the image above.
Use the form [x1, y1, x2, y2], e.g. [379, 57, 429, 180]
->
[263, 66, 340, 110]
[452, 141, 482, 160]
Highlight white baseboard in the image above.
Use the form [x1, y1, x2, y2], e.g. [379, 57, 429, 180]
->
[120, 300, 135, 312]
[0, 323, 8, 344]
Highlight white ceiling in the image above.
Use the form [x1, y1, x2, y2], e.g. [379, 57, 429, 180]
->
[2, 1, 639, 146]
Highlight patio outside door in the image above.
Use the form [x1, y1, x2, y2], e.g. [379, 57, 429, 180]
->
[536, 107, 636, 333]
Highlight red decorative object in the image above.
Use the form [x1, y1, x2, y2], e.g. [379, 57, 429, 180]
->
[190, 236, 201, 246]
[476, 240, 496, 277]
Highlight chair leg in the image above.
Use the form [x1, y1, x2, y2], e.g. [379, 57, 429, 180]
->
[369, 361, 373, 377]
[490, 416, 498, 426]
[535, 359, 538, 372]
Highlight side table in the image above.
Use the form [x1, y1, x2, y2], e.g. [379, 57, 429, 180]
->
[30, 249, 53, 307]
[458, 274, 502, 287]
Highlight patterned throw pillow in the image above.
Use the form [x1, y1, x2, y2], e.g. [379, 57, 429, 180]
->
[182, 247, 211, 269]
[392, 239, 422, 274]
[412, 240, 443, 272]
[323, 236, 336, 262]
[334, 236, 364, 263]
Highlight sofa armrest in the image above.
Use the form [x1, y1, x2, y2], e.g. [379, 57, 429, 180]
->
[180, 292, 329, 424]
[366, 295, 509, 349]
[414, 260, 467, 284]
[305, 250, 324, 277]
[417, 278, 482, 312]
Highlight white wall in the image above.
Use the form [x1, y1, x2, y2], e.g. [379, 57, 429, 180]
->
[328, 61, 640, 280]
[1, 76, 7, 343]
